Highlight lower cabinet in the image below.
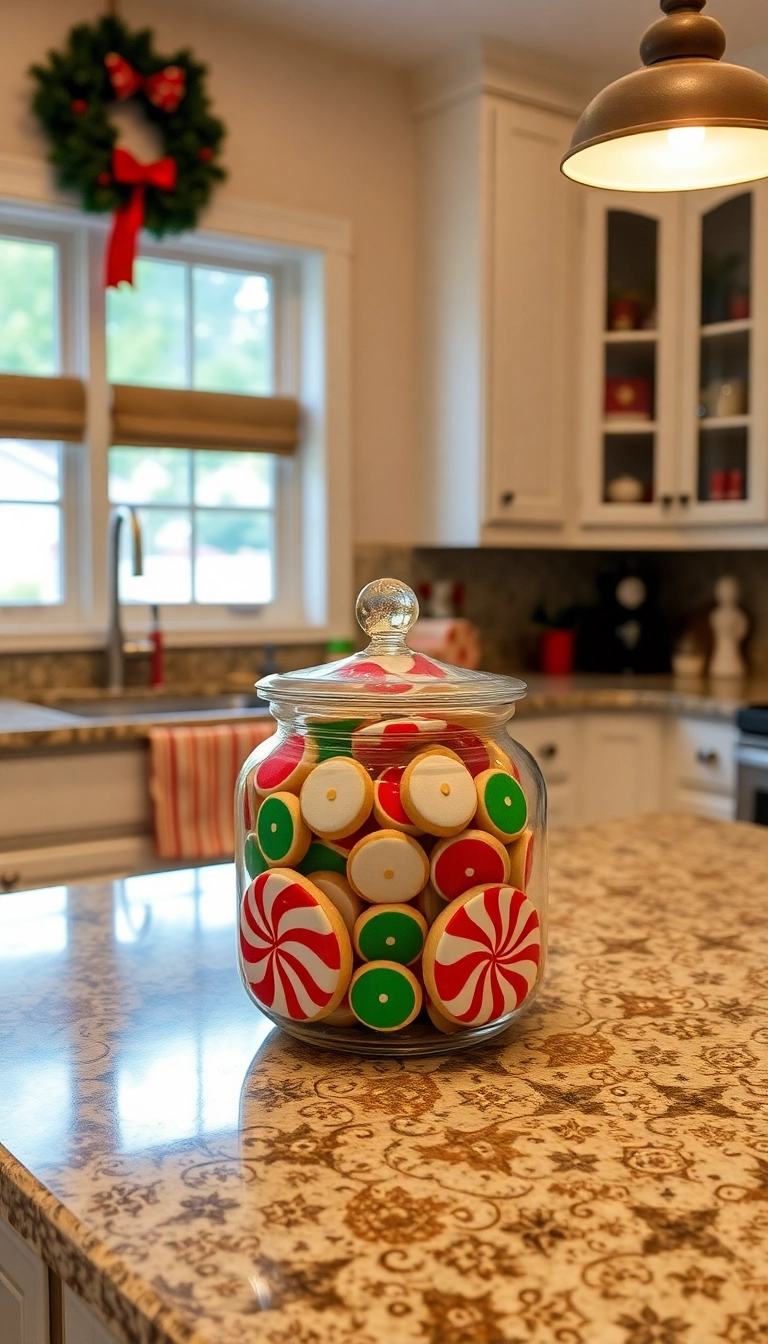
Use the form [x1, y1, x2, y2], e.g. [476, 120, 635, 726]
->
[63, 1287, 118, 1344]
[0, 1216, 119, 1344]
[0, 1217, 48, 1344]
[511, 710, 737, 827]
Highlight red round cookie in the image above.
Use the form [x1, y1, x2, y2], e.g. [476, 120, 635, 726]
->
[373, 765, 424, 836]
[507, 829, 535, 892]
[253, 734, 315, 797]
[430, 828, 510, 902]
[423, 883, 541, 1027]
[239, 869, 352, 1021]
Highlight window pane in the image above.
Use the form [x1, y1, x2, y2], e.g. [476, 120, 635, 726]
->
[109, 447, 191, 505]
[194, 510, 272, 604]
[0, 238, 58, 375]
[119, 508, 192, 604]
[106, 259, 187, 388]
[193, 451, 274, 508]
[0, 503, 61, 603]
[0, 441, 60, 502]
[193, 268, 272, 395]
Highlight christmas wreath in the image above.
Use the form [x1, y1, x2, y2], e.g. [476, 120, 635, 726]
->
[30, 14, 226, 286]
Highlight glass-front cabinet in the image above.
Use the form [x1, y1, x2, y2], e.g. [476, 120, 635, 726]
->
[580, 183, 768, 529]
[679, 187, 768, 524]
[580, 193, 681, 526]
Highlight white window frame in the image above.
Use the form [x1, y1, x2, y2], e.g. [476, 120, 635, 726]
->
[0, 153, 353, 651]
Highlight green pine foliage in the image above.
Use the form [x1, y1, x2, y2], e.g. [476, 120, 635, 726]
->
[29, 14, 226, 235]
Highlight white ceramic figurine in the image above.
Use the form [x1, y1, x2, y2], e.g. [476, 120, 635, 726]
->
[709, 576, 748, 680]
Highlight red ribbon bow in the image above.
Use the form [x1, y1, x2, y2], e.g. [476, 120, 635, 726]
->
[105, 147, 177, 288]
[105, 52, 186, 113]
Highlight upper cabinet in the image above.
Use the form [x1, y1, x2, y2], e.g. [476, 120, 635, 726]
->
[415, 47, 580, 545]
[579, 180, 768, 534]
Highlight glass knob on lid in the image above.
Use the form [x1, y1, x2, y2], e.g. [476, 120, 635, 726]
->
[356, 578, 419, 648]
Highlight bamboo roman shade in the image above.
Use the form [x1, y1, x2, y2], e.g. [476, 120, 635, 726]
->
[0, 373, 86, 441]
[111, 385, 300, 454]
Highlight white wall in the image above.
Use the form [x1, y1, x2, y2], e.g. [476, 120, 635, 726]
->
[1, 0, 417, 545]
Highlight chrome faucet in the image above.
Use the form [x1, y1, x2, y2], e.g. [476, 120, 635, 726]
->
[106, 505, 145, 691]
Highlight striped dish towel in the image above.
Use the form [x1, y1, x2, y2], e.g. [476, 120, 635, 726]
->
[149, 721, 274, 860]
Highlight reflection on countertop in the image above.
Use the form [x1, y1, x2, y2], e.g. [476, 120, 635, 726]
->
[0, 672, 762, 754]
[2, 816, 768, 1344]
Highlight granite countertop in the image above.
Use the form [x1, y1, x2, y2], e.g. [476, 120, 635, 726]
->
[0, 674, 761, 753]
[2, 814, 767, 1344]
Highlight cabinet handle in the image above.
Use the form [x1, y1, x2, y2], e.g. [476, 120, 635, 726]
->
[500, 491, 515, 506]
[539, 742, 558, 760]
[661, 494, 673, 508]
[0, 870, 20, 892]
[696, 748, 720, 766]
[678, 494, 691, 506]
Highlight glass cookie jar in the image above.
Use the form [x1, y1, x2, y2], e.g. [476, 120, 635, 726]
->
[235, 578, 547, 1057]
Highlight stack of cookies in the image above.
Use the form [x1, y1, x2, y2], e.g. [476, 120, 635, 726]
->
[238, 716, 541, 1036]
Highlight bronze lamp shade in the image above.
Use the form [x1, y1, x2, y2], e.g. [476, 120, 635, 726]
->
[562, 0, 768, 191]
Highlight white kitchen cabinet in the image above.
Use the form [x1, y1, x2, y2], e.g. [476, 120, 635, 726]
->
[669, 716, 737, 820]
[513, 709, 735, 828]
[582, 713, 664, 821]
[510, 715, 579, 825]
[579, 178, 768, 538]
[64, 1286, 119, 1344]
[0, 1216, 49, 1344]
[415, 44, 581, 545]
[0, 745, 154, 888]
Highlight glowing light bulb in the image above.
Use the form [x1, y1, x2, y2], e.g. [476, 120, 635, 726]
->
[667, 126, 707, 151]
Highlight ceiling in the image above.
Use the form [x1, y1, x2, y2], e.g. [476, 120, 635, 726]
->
[173, 0, 768, 73]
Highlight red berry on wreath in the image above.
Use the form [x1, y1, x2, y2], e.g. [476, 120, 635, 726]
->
[96, 171, 112, 186]
[71, 98, 87, 114]
[198, 146, 213, 161]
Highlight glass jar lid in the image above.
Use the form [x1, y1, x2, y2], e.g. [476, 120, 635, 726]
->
[257, 578, 527, 712]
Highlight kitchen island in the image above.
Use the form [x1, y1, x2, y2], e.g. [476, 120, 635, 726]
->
[1, 815, 767, 1344]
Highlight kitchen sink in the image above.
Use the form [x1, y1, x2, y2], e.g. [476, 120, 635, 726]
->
[52, 693, 269, 718]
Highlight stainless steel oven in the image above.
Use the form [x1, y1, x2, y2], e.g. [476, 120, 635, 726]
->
[736, 708, 768, 826]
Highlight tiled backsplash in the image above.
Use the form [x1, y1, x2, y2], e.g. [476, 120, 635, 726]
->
[3, 545, 768, 694]
[356, 545, 768, 673]
[0, 643, 323, 697]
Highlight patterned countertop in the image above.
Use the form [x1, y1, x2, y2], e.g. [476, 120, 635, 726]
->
[0, 674, 759, 753]
[1, 815, 767, 1344]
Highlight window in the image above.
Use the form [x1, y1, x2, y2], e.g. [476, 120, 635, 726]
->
[0, 236, 64, 605]
[106, 258, 278, 607]
[0, 190, 349, 649]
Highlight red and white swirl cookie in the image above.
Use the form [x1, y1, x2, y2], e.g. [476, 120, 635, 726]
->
[430, 828, 510, 902]
[422, 883, 541, 1027]
[239, 870, 352, 1021]
[252, 734, 316, 797]
[373, 765, 424, 836]
[352, 717, 447, 772]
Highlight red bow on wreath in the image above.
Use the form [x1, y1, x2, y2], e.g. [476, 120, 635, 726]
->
[105, 52, 186, 112]
[105, 147, 177, 288]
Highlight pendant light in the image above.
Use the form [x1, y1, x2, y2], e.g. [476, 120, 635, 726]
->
[561, 0, 768, 192]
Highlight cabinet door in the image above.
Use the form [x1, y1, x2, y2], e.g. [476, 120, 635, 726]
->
[582, 713, 664, 823]
[579, 192, 683, 527]
[0, 1217, 49, 1344]
[64, 1286, 120, 1344]
[678, 183, 768, 524]
[484, 99, 575, 527]
[509, 715, 579, 827]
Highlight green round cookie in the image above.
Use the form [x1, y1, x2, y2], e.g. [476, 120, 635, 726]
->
[257, 793, 308, 865]
[349, 961, 422, 1032]
[244, 832, 268, 879]
[478, 770, 527, 840]
[355, 905, 426, 966]
[297, 840, 347, 877]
